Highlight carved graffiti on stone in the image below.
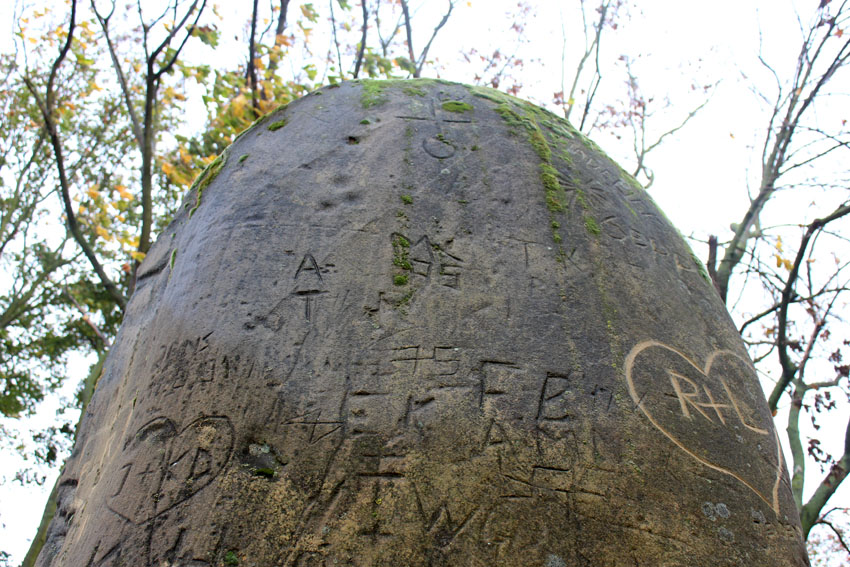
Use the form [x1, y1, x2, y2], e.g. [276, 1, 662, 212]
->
[625, 340, 783, 514]
[105, 416, 235, 524]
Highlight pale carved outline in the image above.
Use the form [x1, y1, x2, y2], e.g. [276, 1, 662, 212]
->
[624, 340, 783, 515]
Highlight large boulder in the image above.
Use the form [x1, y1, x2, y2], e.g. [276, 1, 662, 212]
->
[37, 80, 808, 566]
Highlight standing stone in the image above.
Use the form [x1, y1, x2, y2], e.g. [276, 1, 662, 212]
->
[36, 80, 809, 566]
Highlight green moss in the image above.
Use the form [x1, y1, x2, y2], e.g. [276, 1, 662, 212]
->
[400, 194, 413, 205]
[540, 163, 565, 213]
[441, 100, 473, 113]
[357, 79, 456, 108]
[360, 118, 372, 125]
[470, 145, 480, 151]
[187, 150, 226, 218]
[394, 288, 415, 312]
[252, 467, 276, 478]
[403, 86, 427, 97]
[690, 250, 712, 284]
[224, 551, 240, 566]
[267, 119, 287, 131]
[575, 188, 590, 210]
[229, 103, 288, 146]
[169, 248, 177, 271]
[238, 154, 249, 163]
[393, 274, 409, 286]
[360, 79, 389, 108]
[621, 169, 644, 192]
[493, 103, 528, 131]
[584, 215, 601, 236]
[529, 129, 551, 162]
[392, 234, 411, 271]
[435, 133, 455, 147]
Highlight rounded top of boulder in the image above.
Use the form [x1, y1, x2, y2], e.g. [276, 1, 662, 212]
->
[39, 79, 808, 567]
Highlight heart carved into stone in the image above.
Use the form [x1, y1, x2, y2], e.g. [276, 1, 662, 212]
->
[625, 340, 783, 514]
[105, 415, 234, 524]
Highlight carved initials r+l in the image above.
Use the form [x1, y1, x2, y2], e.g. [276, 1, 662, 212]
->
[667, 371, 768, 434]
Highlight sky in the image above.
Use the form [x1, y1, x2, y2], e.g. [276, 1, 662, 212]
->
[2, 0, 849, 564]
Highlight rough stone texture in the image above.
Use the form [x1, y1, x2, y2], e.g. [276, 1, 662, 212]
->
[37, 80, 809, 566]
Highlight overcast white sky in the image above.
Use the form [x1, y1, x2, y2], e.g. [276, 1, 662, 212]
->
[2, 0, 849, 563]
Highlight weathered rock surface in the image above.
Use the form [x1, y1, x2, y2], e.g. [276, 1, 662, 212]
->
[37, 80, 808, 566]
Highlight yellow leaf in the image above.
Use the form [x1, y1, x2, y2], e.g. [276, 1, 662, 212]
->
[162, 162, 175, 175]
[87, 185, 100, 199]
[94, 225, 113, 241]
[115, 185, 133, 200]
[776, 236, 783, 253]
[130, 250, 146, 261]
[231, 94, 248, 119]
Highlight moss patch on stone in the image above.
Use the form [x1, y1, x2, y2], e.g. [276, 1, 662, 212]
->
[540, 164, 565, 213]
[267, 119, 287, 131]
[187, 149, 227, 218]
[441, 100, 473, 113]
[393, 274, 409, 286]
[252, 467, 276, 478]
[239, 154, 249, 163]
[584, 215, 601, 236]
[357, 78, 449, 108]
[403, 85, 427, 97]
[360, 80, 388, 108]
[400, 194, 413, 205]
[392, 234, 412, 271]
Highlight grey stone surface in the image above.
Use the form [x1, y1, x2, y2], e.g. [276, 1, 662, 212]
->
[37, 79, 809, 566]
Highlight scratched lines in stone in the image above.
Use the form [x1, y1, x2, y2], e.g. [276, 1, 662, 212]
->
[148, 332, 250, 403]
[105, 415, 235, 525]
[393, 233, 464, 289]
[396, 93, 474, 159]
[247, 252, 337, 330]
[625, 340, 783, 514]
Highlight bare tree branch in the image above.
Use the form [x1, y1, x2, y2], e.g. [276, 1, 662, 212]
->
[413, 0, 454, 77]
[23, 0, 127, 311]
[769, 203, 850, 411]
[352, 0, 368, 78]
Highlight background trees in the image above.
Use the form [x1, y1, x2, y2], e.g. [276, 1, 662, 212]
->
[1, 0, 848, 564]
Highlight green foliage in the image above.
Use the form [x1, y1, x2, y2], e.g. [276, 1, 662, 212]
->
[441, 100, 473, 113]
[267, 119, 287, 131]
